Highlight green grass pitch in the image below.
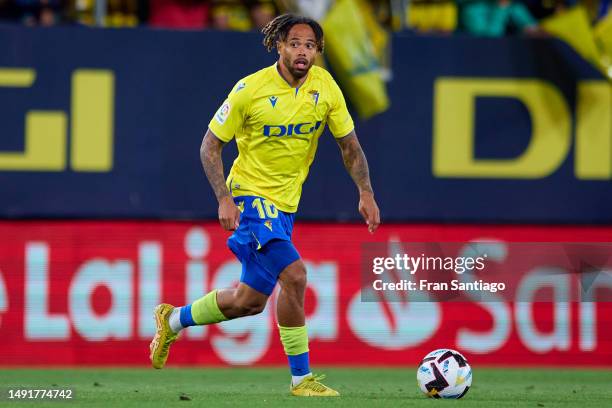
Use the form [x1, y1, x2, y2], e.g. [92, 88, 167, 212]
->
[0, 367, 610, 407]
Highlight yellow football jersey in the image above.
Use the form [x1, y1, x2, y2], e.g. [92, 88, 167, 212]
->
[208, 63, 354, 213]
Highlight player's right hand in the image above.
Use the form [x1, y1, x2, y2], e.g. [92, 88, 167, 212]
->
[218, 196, 241, 231]
[359, 191, 381, 234]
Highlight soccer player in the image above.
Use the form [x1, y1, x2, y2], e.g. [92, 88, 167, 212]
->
[149, 13, 380, 397]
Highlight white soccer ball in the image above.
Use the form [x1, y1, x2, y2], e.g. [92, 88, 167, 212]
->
[416, 348, 472, 399]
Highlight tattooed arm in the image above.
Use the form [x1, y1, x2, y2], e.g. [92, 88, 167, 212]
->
[336, 131, 381, 233]
[200, 129, 240, 231]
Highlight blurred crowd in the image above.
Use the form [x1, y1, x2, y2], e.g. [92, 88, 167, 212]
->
[0, 0, 608, 36]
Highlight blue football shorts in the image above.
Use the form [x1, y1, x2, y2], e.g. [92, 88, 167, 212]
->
[226, 195, 300, 295]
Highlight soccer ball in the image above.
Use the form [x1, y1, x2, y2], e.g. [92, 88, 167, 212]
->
[416, 348, 472, 399]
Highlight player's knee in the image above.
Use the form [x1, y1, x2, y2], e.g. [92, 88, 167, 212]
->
[280, 261, 307, 290]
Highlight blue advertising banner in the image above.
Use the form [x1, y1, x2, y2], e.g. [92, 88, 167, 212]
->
[0, 26, 609, 222]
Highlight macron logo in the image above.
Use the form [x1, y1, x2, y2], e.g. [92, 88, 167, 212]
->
[269, 96, 278, 108]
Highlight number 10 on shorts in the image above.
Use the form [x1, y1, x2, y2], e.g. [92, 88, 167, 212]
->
[252, 198, 278, 219]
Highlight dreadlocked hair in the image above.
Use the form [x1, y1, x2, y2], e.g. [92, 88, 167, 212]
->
[262, 14, 324, 53]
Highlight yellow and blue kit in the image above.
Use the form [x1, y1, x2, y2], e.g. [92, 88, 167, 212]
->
[208, 63, 354, 295]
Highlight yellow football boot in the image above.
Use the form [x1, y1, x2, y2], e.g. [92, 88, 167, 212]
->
[290, 374, 340, 397]
[149, 303, 178, 369]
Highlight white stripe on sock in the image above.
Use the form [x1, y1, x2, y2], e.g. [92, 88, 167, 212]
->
[168, 307, 184, 333]
[291, 373, 312, 387]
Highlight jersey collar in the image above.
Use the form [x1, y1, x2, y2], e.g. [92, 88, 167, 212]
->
[273, 62, 311, 92]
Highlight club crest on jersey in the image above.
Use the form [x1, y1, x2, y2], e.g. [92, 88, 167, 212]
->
[264, 220, 273, 231]
[214, 101, 231, 125]
[269, 96, 278, 107]
[309, 90, 319, 106]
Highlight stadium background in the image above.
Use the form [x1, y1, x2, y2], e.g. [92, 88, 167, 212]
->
[1, 0, 612, 372]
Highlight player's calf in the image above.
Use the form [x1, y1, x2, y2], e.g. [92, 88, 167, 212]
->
[232, 297, 267, 317]
[215, 284, 269, 319]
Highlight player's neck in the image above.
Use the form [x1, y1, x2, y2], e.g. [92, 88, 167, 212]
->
[277, 60, 308, 88]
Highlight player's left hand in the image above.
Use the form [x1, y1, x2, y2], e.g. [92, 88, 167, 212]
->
[358, 191, 380, 234]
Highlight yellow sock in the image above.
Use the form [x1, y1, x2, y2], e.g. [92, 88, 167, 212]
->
[191, 290, 228, 325]
[279, 325, 310, 379]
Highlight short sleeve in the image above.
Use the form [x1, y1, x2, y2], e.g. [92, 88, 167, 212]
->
[208, 80, 251, 142]
[327, 79, 354, 139]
